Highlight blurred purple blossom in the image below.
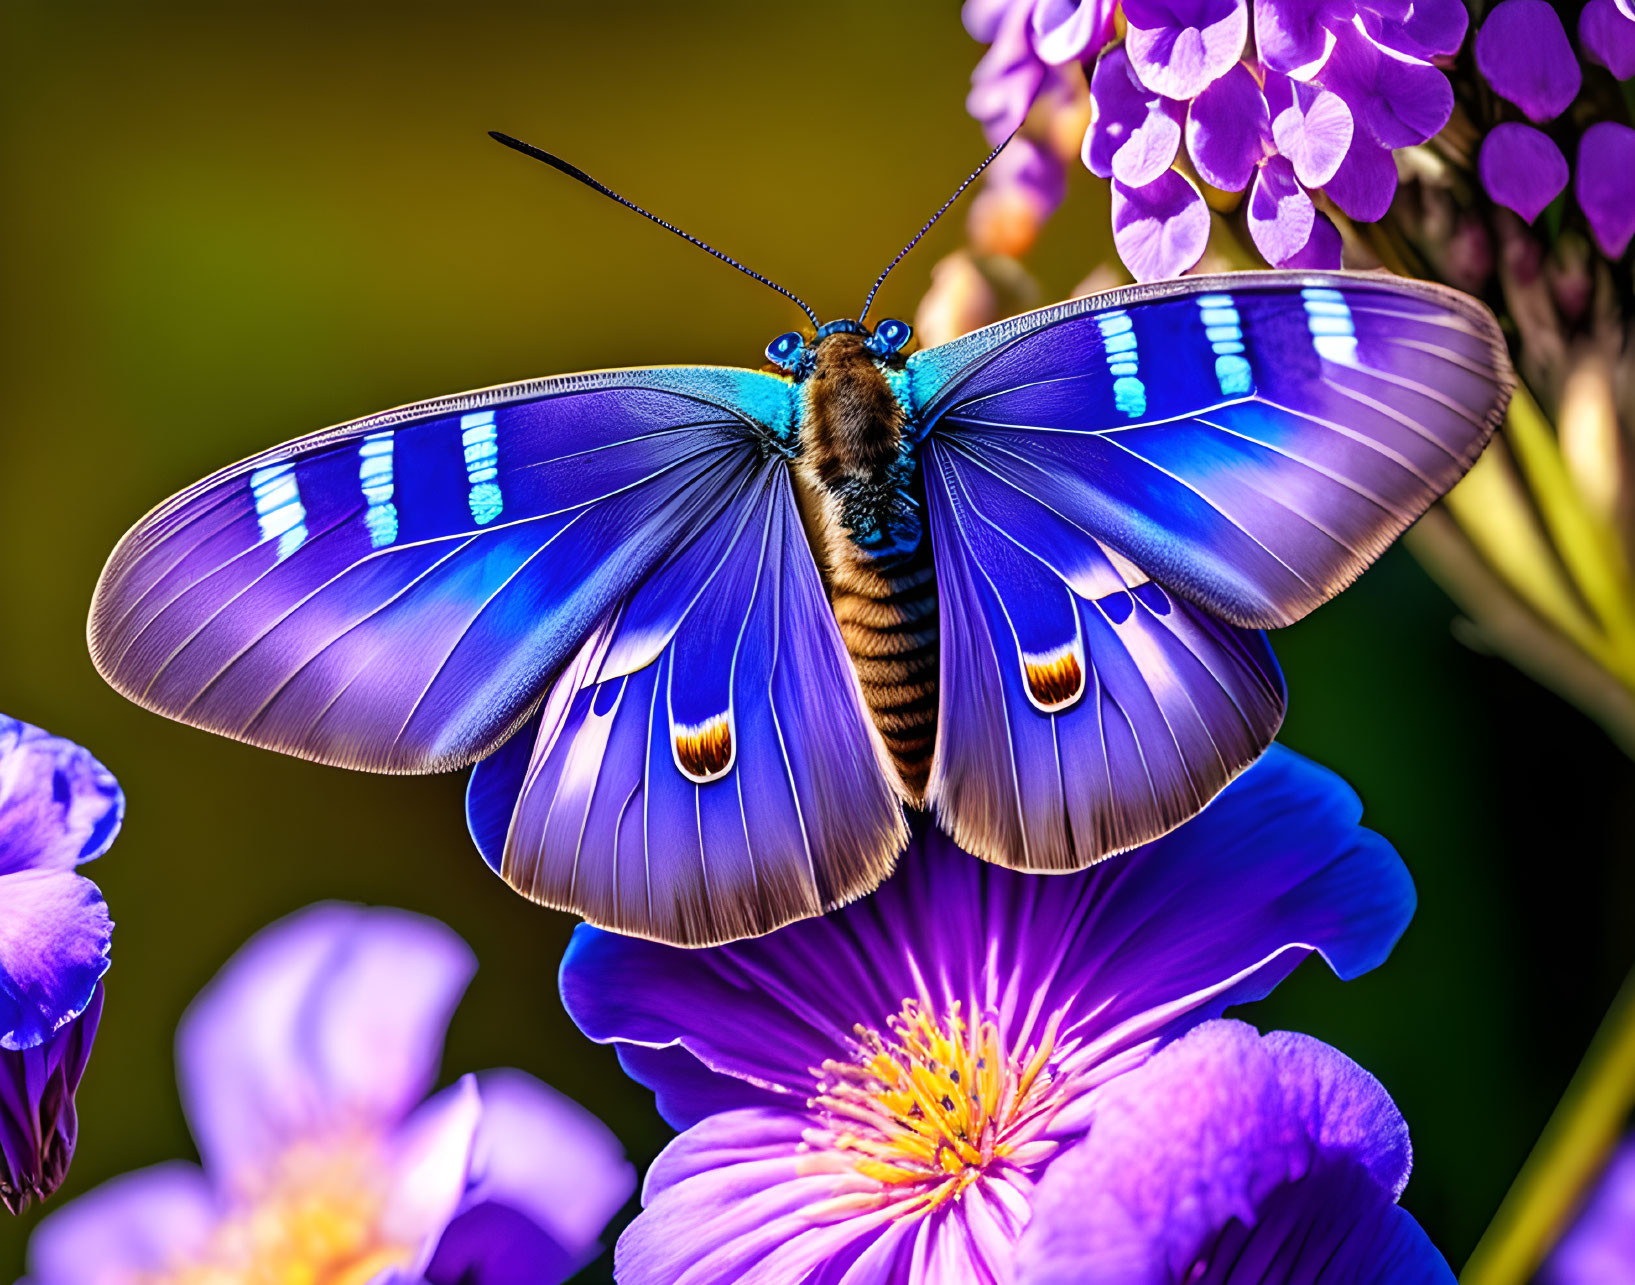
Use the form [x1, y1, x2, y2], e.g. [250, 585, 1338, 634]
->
[562, 747, 1423, 1283]
[23, 904, 633, 1285]
[1014, 1021, 1452, 1284]
[1473, 0, 1635, 258]
[1541, 1137, 1635, 1284]
[0, 715, 122, 1214]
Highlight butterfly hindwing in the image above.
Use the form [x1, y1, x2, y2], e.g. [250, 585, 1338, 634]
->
[88, 368, 795, 775]
[467, 462, 906, 946]
[924, 437, 1286, 869]
[912, 271, 1511, 866]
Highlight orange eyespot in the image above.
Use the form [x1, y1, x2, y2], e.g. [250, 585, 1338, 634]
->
[1023, 646, 1085, 712]
[674, 714, 734, 783]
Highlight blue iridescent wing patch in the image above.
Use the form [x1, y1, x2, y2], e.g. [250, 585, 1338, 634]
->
[88, 367, 795, 775]
[910, 271, 1511, 866]
[466, 462, 905, 945]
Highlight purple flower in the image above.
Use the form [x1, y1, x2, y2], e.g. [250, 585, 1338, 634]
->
[561, 747, 1418, 1283]
[0, 715, 122, 1213]
[1029, 0, 1118, 65]
[1476, 0, 1581, 123]
[24, 904, 634, 1284]
[1541, 1137, 1635, 1284]
[1013, 1020, 1453, 1284]
[1084, 0, 1458, 278]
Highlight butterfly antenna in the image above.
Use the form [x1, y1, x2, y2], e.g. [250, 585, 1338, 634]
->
[490, 131, 820, 328]
[857, 130, 1017, 324]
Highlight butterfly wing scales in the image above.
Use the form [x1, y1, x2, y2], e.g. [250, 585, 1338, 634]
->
[88, 368, 795, 774]
[912, 272, 1514, 629]
[473, 463, 906, 945]
[912, 271, 1511, 866]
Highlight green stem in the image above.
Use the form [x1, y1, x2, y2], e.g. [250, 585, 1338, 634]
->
[1461, 963, 1635, 1285]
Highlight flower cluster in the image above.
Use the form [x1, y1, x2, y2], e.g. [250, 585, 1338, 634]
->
[0, 715, 122, 1215]
[23, 904, 633, 1285]
[1090, 0, 1464, 278]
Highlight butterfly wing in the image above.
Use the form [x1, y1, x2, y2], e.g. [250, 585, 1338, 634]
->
[88, 367, 797, 774]
[911, 271, 1513, 867]
[466, 461, 906, 946]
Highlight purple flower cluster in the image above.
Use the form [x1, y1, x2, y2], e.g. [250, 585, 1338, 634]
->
[1475, 0, 1635, 257]
[23, 904, 633, 1285]
[562, 748, 1450, 1283]
[0, 715, 122, 1215]
[1087, 0, 1466, 278]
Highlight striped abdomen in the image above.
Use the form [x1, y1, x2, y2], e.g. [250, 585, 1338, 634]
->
[795, 331, 938, 802]
[829, 529, 939, 803]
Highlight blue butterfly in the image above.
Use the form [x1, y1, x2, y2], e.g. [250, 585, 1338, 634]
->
[88, 133, 1514, 945]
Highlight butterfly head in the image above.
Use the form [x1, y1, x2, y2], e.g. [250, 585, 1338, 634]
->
[764, 318, 912, 379]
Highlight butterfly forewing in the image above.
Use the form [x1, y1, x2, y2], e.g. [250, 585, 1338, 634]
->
[912, 271, 1512, 866]
[88, 368, 792, 775]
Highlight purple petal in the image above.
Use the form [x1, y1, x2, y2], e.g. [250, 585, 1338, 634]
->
[1266, 70, 1354, 188]
[1247, 156, 1316, 265]
[0, 869, 112, 1051]
[1359, 0, 1469, 59]
[426, 1203, 578, 1285]
[961, 0, 1015, 43]
[383, 1076, 483, 1276]
[0, 716, 123, 877]
[177, 903, 475, 1186]
[1578, 122, 1635, 257]
[1086, 46, 1182, 185]
[1325, 134, 1399, 221]
[562, 746, 1415, 1134]
[24, 1160, 219, 1285]
[1621, 0, 1635, 21]
[1479, 123, 1569, 222]
[1253, 0, 1342, 73]
[968, 0, 1051, 141]
[1032, 0, 1119, 65]
[1581, 0, 1635, 80]
[1475, 0, 1582, 123]
[1123, 0, 1250, 100]
[1322, 23, 1454, 148]
[1185, 60, 1270, 191]
[453, 1069, 634, 1260]
[1014, 1021, 1451, 1285]
[1280, 209, 1344, 268]
[1541, 1138, 1635, 1284]
[1, 988, 100, 1213]
[1112, 170, 1211, 280]
[616, 1108, 901, 1284]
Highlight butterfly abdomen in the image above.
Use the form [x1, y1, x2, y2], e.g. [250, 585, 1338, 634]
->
[797, 333, 938, 803]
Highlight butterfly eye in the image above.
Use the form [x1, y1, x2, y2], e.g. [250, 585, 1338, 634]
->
[868, 318, 912, 356]
[766, 332, 806, 369]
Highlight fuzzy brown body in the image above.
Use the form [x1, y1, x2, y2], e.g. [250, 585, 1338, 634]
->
[793, 333, 938, 803]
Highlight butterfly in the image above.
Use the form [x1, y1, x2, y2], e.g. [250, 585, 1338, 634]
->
[88, 132, 1514, 946]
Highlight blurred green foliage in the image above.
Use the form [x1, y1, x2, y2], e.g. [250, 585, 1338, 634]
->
[1, 3, 1632, 1280]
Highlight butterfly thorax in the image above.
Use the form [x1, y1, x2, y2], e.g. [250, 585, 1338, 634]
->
[793, 332, 938, 804]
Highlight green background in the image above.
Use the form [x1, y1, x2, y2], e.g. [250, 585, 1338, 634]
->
[3, 3, 1632, 1279]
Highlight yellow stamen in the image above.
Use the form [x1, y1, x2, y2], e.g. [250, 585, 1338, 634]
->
[805, 999, 1068, 1218]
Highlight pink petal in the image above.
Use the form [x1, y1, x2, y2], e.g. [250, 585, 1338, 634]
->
[1478, 123, 1569, 222]
[1577, 122, 1635, 257]
[1246, 155, 1317, 265]
[1266, 70, 1354, 189]
[1185, 60, 1270, 191]
[1124, 0, 1250, 100]
[1111, 170, 1211, 280]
